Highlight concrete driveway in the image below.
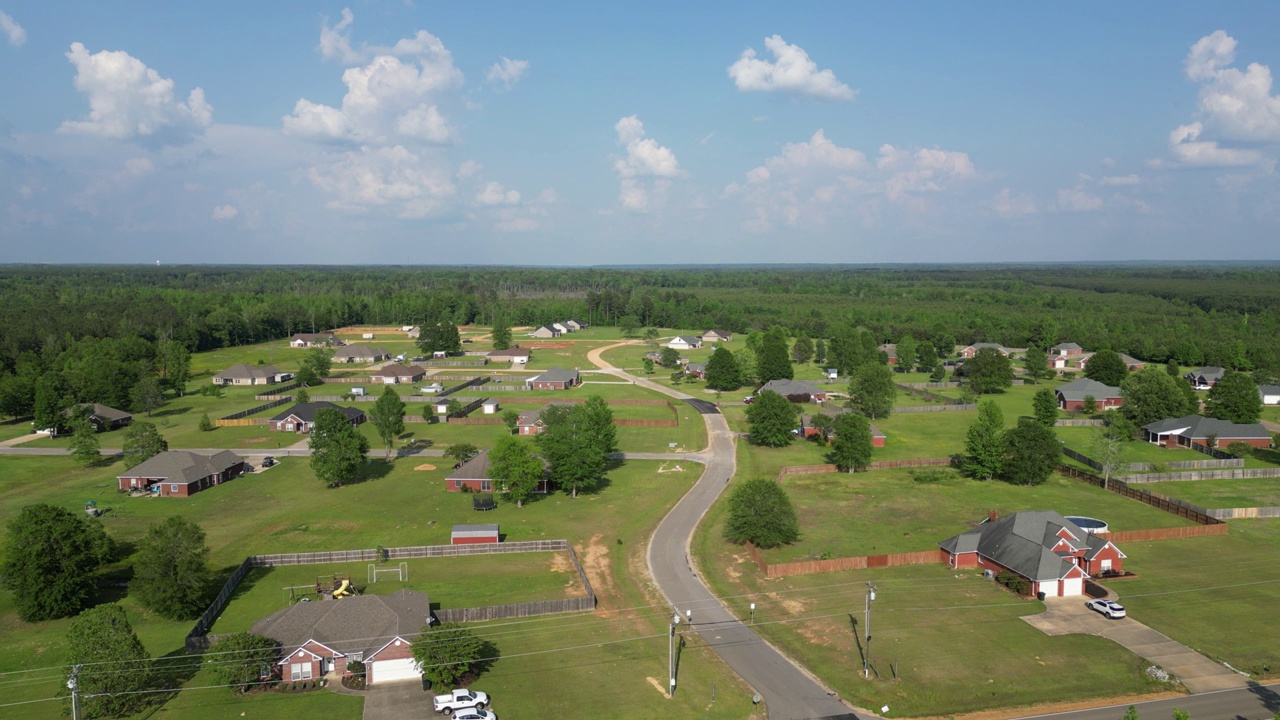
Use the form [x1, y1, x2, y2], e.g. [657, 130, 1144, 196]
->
[361, 681, 436, 720]
[1023, 598, 1250, 693]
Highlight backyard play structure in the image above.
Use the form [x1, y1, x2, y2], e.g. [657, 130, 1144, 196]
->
[283, 573, 362, 605]
[368, 562, 408, 585]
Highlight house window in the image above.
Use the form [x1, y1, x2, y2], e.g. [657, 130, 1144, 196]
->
[290, 662, 312, 680]
[481, 480, 492, 492]
[1101, 559, 1112, 572]
[170, 485, 179, 493]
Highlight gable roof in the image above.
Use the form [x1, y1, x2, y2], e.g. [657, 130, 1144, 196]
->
[1187, 366, 1227, 381]
[448, 449, 492, 480]
[370, 363, 424, 378]
[1141, 414, 1269, 440]
[516, 402, 571, 427]
[530, 367, 579, 384]
[798, 410, 885, 438]
[1055, 377, 1121, 402]
[670, 335, 702, 345]
[271, 402, 366, 424]
[1051, 342, 1083, 352]
[66, 403, 132, 424]
[878, 343, 897, 359]
[213, 363, 283, 381]
[1260, 384, 1280, 397]
[759, 378, 823, 397]
[967, 342, 1008, 351]
[119, 450, 243, 482]
[701, 329, 731, 338]
[488, 348, 531, 358]
[251, 589, 431, 659]
[333, 345, 389, 360]
[686, 361, 707, 374]
[938, 511, 1102, 582]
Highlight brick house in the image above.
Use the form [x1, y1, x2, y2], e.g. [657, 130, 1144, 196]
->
[212, 364, 291, 386]
[960, 343, 1010, 359]
[515, 403, 571, 436]
[270, 402, 366, 433]
[685, 361, 708, 380]
[1141, 414, 1271, 450]
[332, 345, 391, 364]
[1184, 366, 1227, 390]
[939, 511, 1126, 597]
[1049, 342, 1084, 369]
[1076, 351, 1145, 372]
[798, 412, 885, 447]
[487, 348, 532, 364]
[62, 403, 132, 434]
[117, 450, 245, 496]
[1054, 378, 1123, 411]
[700, 329, 732, 343]
[527, 367, 579, 390]
[878, 344, 898, 365]
[252, 589, 432, 685]
[759, 378, 827, 403]
[446, 449, 549, 493]
[369, 364, 426, 384]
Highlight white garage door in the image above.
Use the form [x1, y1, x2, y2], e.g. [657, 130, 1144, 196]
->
[1060, 577, 1083, 597]
[370, 658, 420, 684]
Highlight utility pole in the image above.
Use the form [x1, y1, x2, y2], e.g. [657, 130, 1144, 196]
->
[68, 665, 82, 720]
[668, 610, 681, 696]
[863, 582, 877, 679]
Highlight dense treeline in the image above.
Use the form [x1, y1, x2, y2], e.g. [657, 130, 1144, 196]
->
[1, 265, 1278, 416]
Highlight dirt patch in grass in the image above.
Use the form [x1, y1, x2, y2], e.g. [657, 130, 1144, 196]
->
[914, 690, 1186, 720]
[413, 463, 437, 471]
[645, 676, 669, 697]
[548, 553, 573, 573]
[243, 437, 269, 444]
[578, 534, 615, 607]
[795, 618, 849, 650]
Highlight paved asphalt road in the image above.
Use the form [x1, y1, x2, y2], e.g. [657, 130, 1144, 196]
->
[1015, 680, 1280, 719]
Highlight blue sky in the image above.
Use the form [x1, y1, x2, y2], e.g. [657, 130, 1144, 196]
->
[1, 1, 1278, 264]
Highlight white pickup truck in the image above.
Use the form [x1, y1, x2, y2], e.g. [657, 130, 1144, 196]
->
[433, 688, 489, 715]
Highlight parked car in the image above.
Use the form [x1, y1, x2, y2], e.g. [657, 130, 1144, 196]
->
[742, 396, 754, 404]
[1086, 599, 1126, 619]
[261, 456, 276, 468]
[452, 709, 496, 720]
[434, 688, 489, 714]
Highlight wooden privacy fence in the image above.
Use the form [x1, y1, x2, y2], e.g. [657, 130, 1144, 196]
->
[1056, 465, 1225, 527]
[1055, 418, 1107, 427]
[1119, 467, 1280, 483]
[435, 545, 595, 622]
[1062, 447, 1243, 474]
[744, 542, 946, 579]
[256, 381, 303, 400]
[216, 397, 292, 425]
[214, 418, 268, 427]
[895, 383, 970, 405]
[1190, 442, 1238, 460]
[1206, 506, 1280, 520]
[896, 404, 976, 413]
[448, 417, 504, 425]
[1100, 525, 1228, 542]
[901, 381, 962, 388]
[439, 376, 489, 397]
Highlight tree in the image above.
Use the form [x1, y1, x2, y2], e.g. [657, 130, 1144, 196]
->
[368, 386, 407, 461]
[1032, 388, 1059, 427]
[309, 407, 370, 487]
[537, 402, 609, 497]
[658, 347, 682, 368]
[791, 334, 814, 365]
[1165, 359, 1181, 378]
[130, 372, 165, 417]
[895, 336, 917, 374]
[1090, 426, 1127, 490]
[501, 408, 520, 434]
[157, 339, 191, 396]
[444, 442, 480, 466]
[641, 357, 654, 375]
[295, 387, 310, 403]
[643, 327, 660, 350]
[66, 604, 152, 719]
[745, 390, 798, 447]
[1085, 349, 1129, 387]
[808, 413, 835, 442]
[930, 363, 947, 382]
[1121, 368, 1194, 427]
[581, 395, 618, 456]
[33, 372, 68, 434]
[199, 412, 215, 431]
[734, 348, 758, 387]
[133, 516, 210, 620]
[828, 413, 873, 472]
[298, 348, 331, 385]
[295, 363, 318, 387]
[490, 317, 512, 351]
[757, 327, 794, 383]
[1023, 346, 1050, 384]
[68, 408, 101, 467]
[412, 622, 489, 688]
[961, 401, 1005, 480]
[814, 339, 827, 365]
[618, 315, 640, 337]
[445, 398, 463, 416]
[122, 421, 168, 469]
[418, 322, 463, 355]
[966, 347, 1014, 394]
[846, 363, 896, 420]
[1001, 417, 1060, 486]
[914, 341, 937, 372]
[2, 504, 113, 622]
[704, 346, 742, 391]
[1081, 395, 1098, 414]
[488, 436, 544, 508]
[723, 478, 799, 548]
[208, 632, 277, 694]
[1204, 370, 1263, 424]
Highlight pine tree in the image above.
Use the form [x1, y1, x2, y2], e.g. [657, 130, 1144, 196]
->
[962, 400, 1005, 480]
[757, 328, 794, 383]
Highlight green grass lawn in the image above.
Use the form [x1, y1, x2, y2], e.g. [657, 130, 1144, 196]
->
[0, 417, 35, 442]
[692, 490, 1167, 716]
[1142, 478, 1280, 508]
[762, 468, 1197, 564]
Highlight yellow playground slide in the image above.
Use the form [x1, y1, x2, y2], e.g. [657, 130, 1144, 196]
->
[333, 579, 353, 598]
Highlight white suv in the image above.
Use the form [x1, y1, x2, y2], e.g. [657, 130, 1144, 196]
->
[1086, 599, 1126, 619]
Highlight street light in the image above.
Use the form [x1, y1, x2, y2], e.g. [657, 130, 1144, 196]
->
[669, 611, 681, 695]
[864, 582, 877, 678]
[749, 602, 756, 624]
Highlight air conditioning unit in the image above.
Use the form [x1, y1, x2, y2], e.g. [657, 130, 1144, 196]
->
[983, 569, 995, 580]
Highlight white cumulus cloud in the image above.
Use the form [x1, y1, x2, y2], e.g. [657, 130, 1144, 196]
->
[59, 42, 212, 140]
[211, 204, 238, 220]
[486, 56, 529, 90]
[1169, 122, 1263, 167]
[1055, 186, 1103, 212]
[612, 116, 683, 213]
[1098, 174, 1140, 186]
[308, 145, 455, 219]
[0, 9, 25, 47]
[993, 188, 1037, 218]
[475, 181, 520, 206]
[728, 35, 855, 100]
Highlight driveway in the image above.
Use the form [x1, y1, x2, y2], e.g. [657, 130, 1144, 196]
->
[361, 681, 436, 720]
[1023, 598, 1250, 693]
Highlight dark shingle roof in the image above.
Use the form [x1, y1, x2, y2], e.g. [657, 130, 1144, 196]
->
[332, 345, 389, 361]
[118, 450, 243, 483]
[530, 367, 579, 384]
[67, 403, 132, 424]
[938, 511, 1091, 582]
[760, 378, 823, 397]
[1051, 342, 1082, 352]
[251, 589, 431, 658]
[448, 449, 492, 480]
[1055, 378, 1121, 402]
[1141, 414, 1269, 440]
[214, 363, 283, 381]
[370, 364, 423, 378]
[1187, 366, 1226, 382]
[271, 402, 366, 424]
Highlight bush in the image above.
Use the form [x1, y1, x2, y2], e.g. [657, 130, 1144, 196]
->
[1226, 441, 1253, 458]
[724, 477, 799, 548]
[910, 469, 952, 484]
[995, 570, 1028, 595]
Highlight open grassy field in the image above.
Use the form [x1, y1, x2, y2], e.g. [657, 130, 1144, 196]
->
[762, 468, 1197, 563]
[691, 492, 1166, 716]
[1141, 478, 1280, 508]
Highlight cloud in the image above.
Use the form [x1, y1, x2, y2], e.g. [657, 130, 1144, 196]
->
[307, 144, 455, 218]
[1055, 186, 1103, 212]
[59, 43, 212, 141]
[699, 131, 716, 145]
[474, 180, 520, 206]
[0, 9, 25, 47]
[1169, 122, 1263, 166]
[875, 145, 975, 202]
[211, 204, 238, 220]
[728, 35, 855, 100]
[486, 56, 529, 90]
[318, 8, 359, 64]
[1098, 174, 1140, 186]
[993, 187, 1037, 218]
[611, 116, 683, 212]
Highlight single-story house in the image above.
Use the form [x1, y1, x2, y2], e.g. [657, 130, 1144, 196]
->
[940, 511, 1126, 597]
[1185, 366, 1227, 390]
[516, 403, 571, 435]
[1055, 378, 1123, 411]
[551, 322, 572, 334]
[1260, 385, 1280, 406]
[878, 344, 898, 364]
[447, 449, 549, 493]
[481, 399, 501, 414]
[332, 345, 392, 364]
[528, 325, 561, 339]
[369, 364, 426, 385]
[565, 319, 588, 331]
[1077, 351, 1145, 372]
[798, 412, 885, 447]
[62, 403, 132, 433]
[212, 363, 291, 386]
[759, 378, 827, 402]
[289, 333, 342, 348]
[685, 361, 708, 380]
[1141, 414, 1271, 450]
[399, 325, 416, 333]
[117, 450, 245, 497]
[668, 335, 703, 351]
[1050, 342, 1084, 357]
[270, 402, 366, 433]
[488, 348, 532, 364]
[451, 524, 499, 545]
[960, 343, 1010, 359]
[252, 589, 432, 686]
[700, 329, 732, 344]
[527, 367, 580, 390]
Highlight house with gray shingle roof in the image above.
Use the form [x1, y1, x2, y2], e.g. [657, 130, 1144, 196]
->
[667, 335, 703, 350]
[700, 329, 732, 343]
[62, 403, 132, 434]
[1141, 414, 1271, 450]
[528, 325, 561, 339]
[1185, 366, 1227, 389]
[1260, 385, 1280, 406]
[252, 589, 431, 685]
[270, 402, 366, 433]
[527, 367, 579, 390]
[332, 345, 391, 364]
[1054, 378, 1123, 411]
[960, 342, 1010, 359]
[759, 378, 827, 402]
[212, 364, 291, 386]
[685, 361, 708, 380]
[1077, 351, 1145, 372]
[940, 511, 1126, 597]
[117, 450, 245, 497]
[447, 448, 549, 494]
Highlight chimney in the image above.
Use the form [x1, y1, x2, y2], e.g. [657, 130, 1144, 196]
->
[988, 510, 998, 523]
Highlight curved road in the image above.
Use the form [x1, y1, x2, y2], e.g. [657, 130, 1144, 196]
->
[586, 344, 858, 720]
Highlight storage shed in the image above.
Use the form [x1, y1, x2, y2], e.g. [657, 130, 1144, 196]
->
[451, 524, 500, 545]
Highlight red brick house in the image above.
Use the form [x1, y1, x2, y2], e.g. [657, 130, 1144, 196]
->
[940, 511, 1126, 597]
[798, 413, 885, 447]
[369, 364, 426, 384]
[527, 367, 579, 390]
[878, 344, 898, 364]
[1141, 414, 1271, 450]
[252, 589, 431, 685]
[960, 343, 1010, 359]
[270, 402, 366, 433]
[61, 403, 132, 434]
[759, 378, 827, 403]
[1054, 378, 1123, 411]
[1077, 351, 1145, 372]
[117, 450, 245, 496]
[1184, 366, 1226, 390]
[446, 449, 549, 493]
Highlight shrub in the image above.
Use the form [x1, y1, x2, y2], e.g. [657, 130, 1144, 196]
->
[910, 469, 952, 484]
[995, 570, 1028, 595]
[724, 477, 799, 548]
[1226, 441, 1252, 458]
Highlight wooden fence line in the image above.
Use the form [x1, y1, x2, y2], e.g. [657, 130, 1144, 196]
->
[448, 417, 504, 425]
[1055, 418, 1107, 427]
[900, 381, 962, 388]
[1100, 525, 1228, 542]
[218, 397, 292, 422]
[1056, 465, 1226, 527]
[255, 381, 303, 400]
[439, 376, 489, 397]
[1062, 446, 1243, 474]
[895, 404, 977, 413]
[435, 596, 595, 622]
[746, 545, 947, 579]
[214, 418, 268, 427]
[895, 383, 970, 405]
[1119, 467, 1280, 483]
[1207, 506, 1280, 519]
[774, 459, 953, 482]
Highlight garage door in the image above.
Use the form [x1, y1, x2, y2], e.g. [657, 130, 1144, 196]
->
[370, 658, 420, 684]
[1060, 577, 1083, 597]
